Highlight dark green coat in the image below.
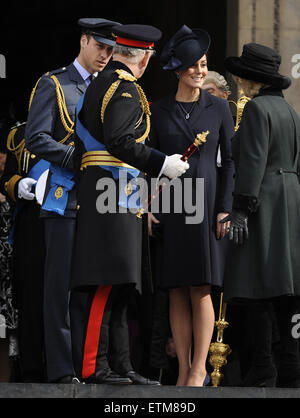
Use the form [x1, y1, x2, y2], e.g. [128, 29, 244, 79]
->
[224, 90, 300, 300]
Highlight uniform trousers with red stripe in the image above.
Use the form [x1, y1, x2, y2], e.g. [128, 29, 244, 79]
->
[82, 283, 135, 379]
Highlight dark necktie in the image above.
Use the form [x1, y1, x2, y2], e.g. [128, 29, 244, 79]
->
[89, 74, 96, 83]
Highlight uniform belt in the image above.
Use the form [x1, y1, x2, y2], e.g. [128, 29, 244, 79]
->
[265, 168, 299, 176]
[81, 151, 135, 170]
[277, 168, 299, 176]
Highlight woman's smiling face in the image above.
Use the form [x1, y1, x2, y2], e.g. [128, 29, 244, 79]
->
[177, 55, 208, 89]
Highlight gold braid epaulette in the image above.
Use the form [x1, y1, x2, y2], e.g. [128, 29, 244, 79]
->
[28, 72, 74, 145]
[101, 69, 151, 143]
[101, 79, 122, 123]
[115, 69, 137, 82]
[5, 70, 75, 179]
[101, 70, 137, 122]
[6, 125, 26, 174]
[28, 77, 42, 111]
[133, 82, 151, 143]
[50, 75, 74, 144]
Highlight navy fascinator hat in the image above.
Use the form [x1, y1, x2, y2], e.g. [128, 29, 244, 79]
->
[160, 25, 211, 71]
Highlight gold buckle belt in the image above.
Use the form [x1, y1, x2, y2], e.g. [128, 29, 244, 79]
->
[80, 151, 136, 170]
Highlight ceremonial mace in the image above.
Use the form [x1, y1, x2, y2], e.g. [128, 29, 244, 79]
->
[208, 92, 251, 387]
[209, 292, 231, 387]
[136, 130, 210, 218]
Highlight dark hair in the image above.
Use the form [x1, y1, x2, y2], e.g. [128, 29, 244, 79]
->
[81, 30, 92, 42]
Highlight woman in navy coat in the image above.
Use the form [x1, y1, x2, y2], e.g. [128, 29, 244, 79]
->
[149, 25, 235, 386]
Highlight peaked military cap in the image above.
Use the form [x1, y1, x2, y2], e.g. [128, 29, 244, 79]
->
[112, 24, 162, 50]
[78, 18, 121, 46]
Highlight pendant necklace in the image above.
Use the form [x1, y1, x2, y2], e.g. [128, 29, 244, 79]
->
[177, 99, 198, 120]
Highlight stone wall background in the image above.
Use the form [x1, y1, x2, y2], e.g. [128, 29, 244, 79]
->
[227, 0, 300, 115]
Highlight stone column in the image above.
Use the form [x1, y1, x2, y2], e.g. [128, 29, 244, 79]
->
[279, 0, 300, 112]
[228, 0, 300, 114]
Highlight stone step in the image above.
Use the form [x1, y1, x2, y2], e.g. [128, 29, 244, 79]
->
[0, 383, 300, 399]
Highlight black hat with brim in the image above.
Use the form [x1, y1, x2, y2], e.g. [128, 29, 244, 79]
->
[112, 24, 162, 50]
[224, 43, 291, 89]
[78, 18, 121, 46]
[160, 25, 210, 71]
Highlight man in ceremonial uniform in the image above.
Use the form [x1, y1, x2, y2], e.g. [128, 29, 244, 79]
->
[0, 122, 49, 382]
[24, 18, 121, 383]
[72, 24, 189, 384]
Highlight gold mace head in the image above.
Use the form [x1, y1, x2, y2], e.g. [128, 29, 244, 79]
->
[215, 319, 229, 331]
[209, 342, 232, 387]
[194, 130, 210, 147]
[136, 209, 145, 219]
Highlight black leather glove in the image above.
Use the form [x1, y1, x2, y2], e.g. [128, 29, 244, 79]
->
[220, 210, 248, 245]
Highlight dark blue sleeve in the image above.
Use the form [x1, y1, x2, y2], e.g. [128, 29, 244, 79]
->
[25, 75, 74, 169]
[217, 100, 235, 213]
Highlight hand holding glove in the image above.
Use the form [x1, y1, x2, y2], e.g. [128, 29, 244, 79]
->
[162, 154, 189, 179]
[220, 209, 248, 245]
[18, 177, 37, 200]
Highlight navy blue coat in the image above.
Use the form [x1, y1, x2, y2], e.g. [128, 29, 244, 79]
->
[25, 63, 87, 218]
[149, 89, 235, 288]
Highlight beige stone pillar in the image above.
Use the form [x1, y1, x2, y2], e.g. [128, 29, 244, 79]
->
[229, 0, 300, 114]
[279, 0, 300, 112]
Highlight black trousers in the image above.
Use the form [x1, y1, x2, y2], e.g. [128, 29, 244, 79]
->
[82, 284, 134, 379]
[244, 297, 300, 380]
[13, 203, 45, 382]
[44, 217, 87, 382]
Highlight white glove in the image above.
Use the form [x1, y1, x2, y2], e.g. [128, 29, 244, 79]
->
[18, 178, 37, 200]
[162, 154, 189, 179]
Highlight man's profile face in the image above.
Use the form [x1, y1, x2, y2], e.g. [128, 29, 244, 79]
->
[202, 81, 229, 100]
[80, 35, 114, 73]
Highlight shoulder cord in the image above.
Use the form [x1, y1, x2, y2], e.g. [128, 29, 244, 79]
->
[7, 74, 74, 174]
[101, 80, 122, 123]
[50, 75, 74, 144]
[28, 73, 74, 144]
[6, 127, 25, 174]
[134, 82, 151, 143]
[101, 79, 151, 144]
[6, 76, 44, 171]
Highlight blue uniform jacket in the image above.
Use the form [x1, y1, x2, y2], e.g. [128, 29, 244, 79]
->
[25, 63, 87, 218]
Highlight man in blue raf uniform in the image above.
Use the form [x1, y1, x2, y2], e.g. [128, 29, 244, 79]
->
[25, 18, 121, 383]
[72, 24, 189, 384]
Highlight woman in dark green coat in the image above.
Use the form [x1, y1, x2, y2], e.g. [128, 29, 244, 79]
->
[222, 43, 300, 388]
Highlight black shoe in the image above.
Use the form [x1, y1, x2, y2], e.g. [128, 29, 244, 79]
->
[124, 371, 161, 386]
[241, 365, 277, 388]
[54, 375, 82, 384]
[86, 370, 132, 385]
[277, 365, 300, 388]
[277, 377, 300, 388]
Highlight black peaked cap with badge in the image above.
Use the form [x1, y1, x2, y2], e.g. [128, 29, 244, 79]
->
[78, 18, 121, 46]
[112, 24, 162, 49]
